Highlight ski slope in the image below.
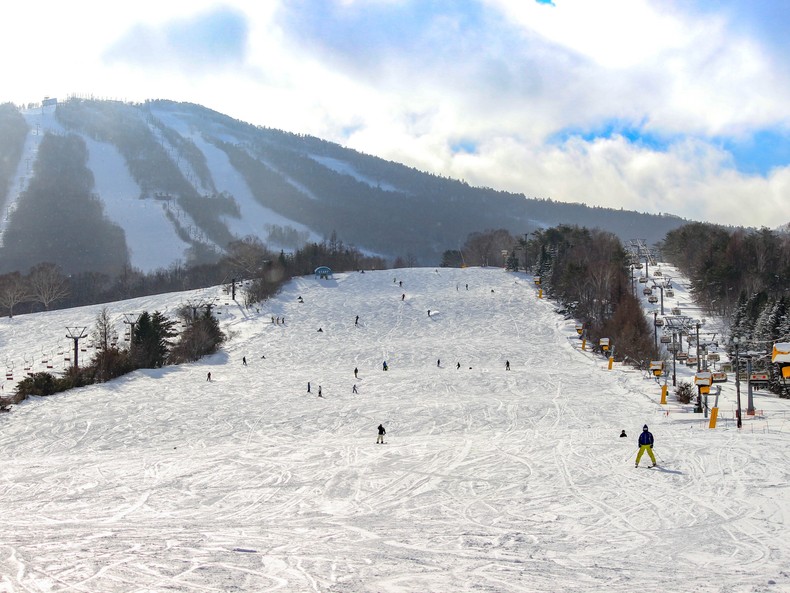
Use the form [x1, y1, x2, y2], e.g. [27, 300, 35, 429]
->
[1, 267, 789, 593]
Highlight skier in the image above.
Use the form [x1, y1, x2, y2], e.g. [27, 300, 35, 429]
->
[354, 367, 359, 378]
[428, 310, 431, 317]
[307, 382, 311, 393]
[635, 425, 656, 467]
[355, 315, 359, 326]
[620, 430, 627, 438]
[505, 360, 510, 371]
[456, 362, 461, 370]
[206, 372, 212, 382]
[399, 281, 403, 287]
[377, 424, 386, 444]
[318, 385, 323, 398]
[437, 359, 441, 367]
[298, 296, 304, 303]
[242, 356, 247, 366]
[401, 293, 405, 301]
[383, 361, 388, 371]
[352, 384, 358, 394]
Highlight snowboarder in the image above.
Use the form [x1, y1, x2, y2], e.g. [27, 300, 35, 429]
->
[354, 367, 359, 378]
[620, 430, 627, 438]
[298, 296, 304, 303]
[383, 361, 388, 371]
[505, 360, 510, 371]
[206, 372, 212, 382]
[635, 425, 656, 467]
[377, 424, 386, 444]
[242, 356, 247, 366]
[352, 384, 358, 394]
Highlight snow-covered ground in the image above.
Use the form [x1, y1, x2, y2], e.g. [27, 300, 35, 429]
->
[1, 267, 789, 593]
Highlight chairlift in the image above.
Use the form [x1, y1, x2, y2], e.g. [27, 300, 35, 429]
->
[642, 287, 652, 296]
[638, 276, 648, 283]
[654, 317, 664, 327]
[671, 307, 682, 315]
[648, 295, 658, 304]
[665, 289, 675, 298]
[634, 263, 643, 270]
[654, 269, 663, 277]
[660, 335, 672, 344]
[676, 352, 689, 361]
[685, 356, 698, 366]
[707, 353, 720, 362]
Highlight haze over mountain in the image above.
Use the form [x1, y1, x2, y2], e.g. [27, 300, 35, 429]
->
[0, 98, 689, 275]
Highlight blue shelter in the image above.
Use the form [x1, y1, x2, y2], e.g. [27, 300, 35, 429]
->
[314, 266, 333, 279]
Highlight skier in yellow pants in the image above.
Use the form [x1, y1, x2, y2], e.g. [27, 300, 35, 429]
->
[635, 424, 656, 467]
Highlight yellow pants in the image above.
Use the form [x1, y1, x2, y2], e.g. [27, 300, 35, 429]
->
[636, 445, 656, 466]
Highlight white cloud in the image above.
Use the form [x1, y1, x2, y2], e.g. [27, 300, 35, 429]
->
[2, 0, 790, 230]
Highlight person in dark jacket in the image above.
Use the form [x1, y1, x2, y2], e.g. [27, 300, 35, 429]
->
[620, 429, 627, 438]
[377, 424, 386, 444]
[635, 424, 656, 467]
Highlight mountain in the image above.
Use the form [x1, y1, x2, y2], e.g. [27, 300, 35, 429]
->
[0, 98, 690, 275]
[1, 266, 787, 592]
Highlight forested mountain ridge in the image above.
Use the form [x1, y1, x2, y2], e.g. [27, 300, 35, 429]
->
[0, 98, 690, 275]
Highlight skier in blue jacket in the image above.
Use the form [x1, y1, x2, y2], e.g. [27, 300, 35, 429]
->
[635, 424, 656, 467]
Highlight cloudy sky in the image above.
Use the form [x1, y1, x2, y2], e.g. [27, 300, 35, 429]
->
[2, 0, 789, 228]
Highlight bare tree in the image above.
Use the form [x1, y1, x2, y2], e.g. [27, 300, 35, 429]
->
[28, 263, 69, 310]
[224, 236, 270, 278]
[0, 272, 30, 318]
[463, 229, 517, 267]
[92, 307, 118, 352]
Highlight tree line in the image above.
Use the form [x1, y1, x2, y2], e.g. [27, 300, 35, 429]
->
[0, 233, 387, 318]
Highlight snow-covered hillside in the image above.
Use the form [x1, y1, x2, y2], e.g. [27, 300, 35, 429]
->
[1, 267, 789, 593]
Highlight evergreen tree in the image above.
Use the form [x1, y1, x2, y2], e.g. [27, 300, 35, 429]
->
[132, 311, 177, 368]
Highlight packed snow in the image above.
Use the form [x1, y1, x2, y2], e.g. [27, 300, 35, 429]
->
[1, 267, 789, 593]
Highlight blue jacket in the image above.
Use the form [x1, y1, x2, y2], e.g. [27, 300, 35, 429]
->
[638, 430, 654, 447]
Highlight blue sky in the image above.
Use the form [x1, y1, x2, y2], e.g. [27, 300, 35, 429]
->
[2, 0, 789, 229]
